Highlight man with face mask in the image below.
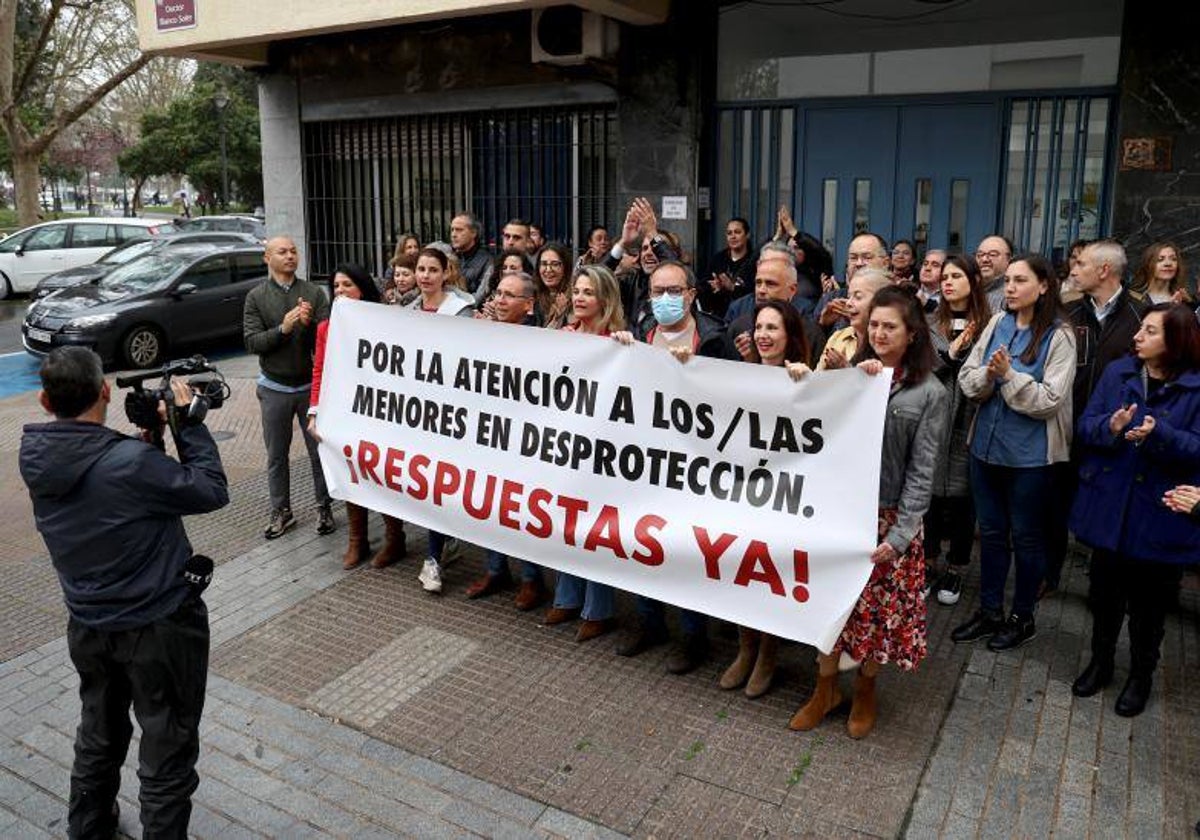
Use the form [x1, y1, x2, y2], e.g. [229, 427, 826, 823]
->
[611, 261, 733, 672]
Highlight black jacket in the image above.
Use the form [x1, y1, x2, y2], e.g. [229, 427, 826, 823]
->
[1066, 289, 1145, 425]
[634, 308, 737, 361]
[20, 420, 229, 630]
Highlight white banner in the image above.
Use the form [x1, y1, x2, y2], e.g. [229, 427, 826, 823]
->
[316, 299, 889, 652]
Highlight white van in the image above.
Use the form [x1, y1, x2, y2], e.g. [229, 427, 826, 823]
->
[0, 217, 175, 298]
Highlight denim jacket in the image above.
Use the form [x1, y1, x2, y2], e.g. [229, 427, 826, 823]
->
[878, 372, 949, 554]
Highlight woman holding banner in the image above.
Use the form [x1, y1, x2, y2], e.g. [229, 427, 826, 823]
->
[718, 299, 811, 698]
[544, 264, 627, 641]
[789, 287, 946, 738]
[406, 248, 474, 593]
[306, 264, 398, 570]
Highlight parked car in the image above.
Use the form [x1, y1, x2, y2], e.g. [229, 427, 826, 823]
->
[32, 230, 261, 300]
[0, 217, 174, 299]
[178, 214, 267, 240]
[23, 243, 267, 369]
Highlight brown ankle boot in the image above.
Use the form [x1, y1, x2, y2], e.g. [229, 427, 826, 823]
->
[744, 634, 779, 699]
[370, 515, 406, 569]
[847, 669, 878, 739]
[789, 673, 842, 731]
[719, 628, 759, 690]
[341, 503, 369, 570]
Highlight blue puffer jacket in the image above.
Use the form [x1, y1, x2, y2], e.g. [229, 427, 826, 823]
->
[1069, 355, 1200, 564]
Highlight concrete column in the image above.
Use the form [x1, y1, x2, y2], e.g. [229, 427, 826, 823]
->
[258, 75, 309, 276]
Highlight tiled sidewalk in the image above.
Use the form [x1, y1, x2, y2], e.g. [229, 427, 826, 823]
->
[1, 355, 1197, 838]
[0, 527, 621, 839]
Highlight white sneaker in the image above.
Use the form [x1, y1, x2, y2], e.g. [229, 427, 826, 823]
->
[418, 558, 443, 593]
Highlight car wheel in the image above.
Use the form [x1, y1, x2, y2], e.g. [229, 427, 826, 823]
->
[0, 273, 11, 301]
[122, 325, 165, 368]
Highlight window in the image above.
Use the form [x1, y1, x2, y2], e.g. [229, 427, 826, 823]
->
[116, 225, 154, 243]
[0, 231, 29, 253]
[182, 257, 229, 290]
[821, 179, 838, 255]
[23, 225, 68, 252]
[948, 180, 970, 252]
[853, 179, 871, 235]
[1000, 95, 1113, 260]
[71, 224, 115, 248]
[233, 253, 268, 284]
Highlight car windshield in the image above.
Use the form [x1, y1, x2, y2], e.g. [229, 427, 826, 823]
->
[102, 239, 157, 265]
[99, 251, 194, 294]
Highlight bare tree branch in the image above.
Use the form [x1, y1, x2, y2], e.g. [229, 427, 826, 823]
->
[12, 0, 67, 106]
[27, 51, 151, 157]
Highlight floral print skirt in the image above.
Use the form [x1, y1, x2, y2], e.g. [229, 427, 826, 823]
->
[833, 507, 927, 671]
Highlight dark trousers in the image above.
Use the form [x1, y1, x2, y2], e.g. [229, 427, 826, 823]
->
[923, 494, 976, 568]
[971, 458, 1051, 618]
[634, 596, 708, 638]
[256, 384, 329, 513]
[1042, 461, 1077, 589]
[1087, 549, 1183, 676]
[67, 598, 210, 840]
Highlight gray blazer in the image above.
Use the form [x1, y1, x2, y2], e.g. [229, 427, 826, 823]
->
[878, 373, 950, 554]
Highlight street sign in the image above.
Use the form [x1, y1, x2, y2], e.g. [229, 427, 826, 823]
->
[155, 0, 197, 32]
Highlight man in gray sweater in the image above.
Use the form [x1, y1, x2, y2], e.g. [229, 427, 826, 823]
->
[243, 236, 333, 539]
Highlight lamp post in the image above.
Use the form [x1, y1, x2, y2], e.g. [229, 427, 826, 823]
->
[213, 88, 230, 211]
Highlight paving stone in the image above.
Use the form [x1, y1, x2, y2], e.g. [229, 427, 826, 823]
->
[304, 626, 478, 728]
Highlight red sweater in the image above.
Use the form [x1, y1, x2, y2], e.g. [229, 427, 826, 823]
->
[310, 319, 330, 410]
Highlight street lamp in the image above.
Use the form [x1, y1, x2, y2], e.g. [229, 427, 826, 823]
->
[213, 88, 230, 212]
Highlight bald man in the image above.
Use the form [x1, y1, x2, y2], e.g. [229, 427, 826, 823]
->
[243, 236, 333, 540]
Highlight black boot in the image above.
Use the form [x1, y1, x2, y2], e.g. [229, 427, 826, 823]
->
[987, 613, 1036, 652]
[1071, 658, 1114, 697]
[1114, 672, 1153, 717]
[951, 608, 1004, 643]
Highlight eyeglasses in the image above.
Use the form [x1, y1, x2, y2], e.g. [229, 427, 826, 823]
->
[540, 260, 564, 269]
[975, 250, 1006, 261]
[494, 290, 530, 300]
[649, 287, 687, 298]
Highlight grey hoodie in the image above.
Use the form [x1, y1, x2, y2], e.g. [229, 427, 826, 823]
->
[19, 420, 228, 630]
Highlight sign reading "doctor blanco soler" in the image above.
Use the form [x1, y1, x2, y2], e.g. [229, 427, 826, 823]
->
[155, 0, 196, 31]
[315, 299, 890, 653]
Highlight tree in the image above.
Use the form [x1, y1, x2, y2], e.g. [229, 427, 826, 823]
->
[118, 63, 261, 213]
[0, 0, 151, 224]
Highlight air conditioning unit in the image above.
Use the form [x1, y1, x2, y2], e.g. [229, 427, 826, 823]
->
[531, 7, 618, 66]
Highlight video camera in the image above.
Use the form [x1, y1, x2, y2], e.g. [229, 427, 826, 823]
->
[115, 356, 229, 443]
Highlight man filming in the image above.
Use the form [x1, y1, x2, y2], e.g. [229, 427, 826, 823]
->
[19, 347, 229, 838]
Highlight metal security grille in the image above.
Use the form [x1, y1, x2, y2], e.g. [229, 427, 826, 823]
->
[302, 105, 617, 279]
[999, 95, 1115, 261]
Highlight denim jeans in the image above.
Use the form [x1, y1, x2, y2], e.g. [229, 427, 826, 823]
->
[553, 574, 614, 620]
[427, 530, 447, 562]
[634, 596, 707, 638]
[485, 549, 543, 584]
[970, 457, 1051, 617]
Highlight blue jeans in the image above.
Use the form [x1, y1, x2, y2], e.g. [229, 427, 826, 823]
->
[553, 574, 614, 621]
[427, 530, 447, 562]
[970, 457, 1051, 617]
[486, 549, 543, 584]
[635, 596, 707, 638]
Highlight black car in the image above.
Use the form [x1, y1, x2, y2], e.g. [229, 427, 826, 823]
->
[31, 231, 262, 300]
[23, 244, 267, 369]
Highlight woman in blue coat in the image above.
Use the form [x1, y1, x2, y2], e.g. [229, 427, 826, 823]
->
[1069, 302, 1200, 717]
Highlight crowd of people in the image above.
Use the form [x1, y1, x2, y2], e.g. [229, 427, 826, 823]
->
[241, 201, 1200, 738]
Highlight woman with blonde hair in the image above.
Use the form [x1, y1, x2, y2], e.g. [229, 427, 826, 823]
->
[544, 264, 626, 641]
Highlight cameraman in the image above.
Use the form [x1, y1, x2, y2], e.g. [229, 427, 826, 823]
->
[19, 347, 229, 839]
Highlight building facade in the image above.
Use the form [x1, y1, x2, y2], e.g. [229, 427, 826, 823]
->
[135, 0, 1198, 281]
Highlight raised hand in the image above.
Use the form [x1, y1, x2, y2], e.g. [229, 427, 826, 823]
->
[1109, 403, 1138, 437]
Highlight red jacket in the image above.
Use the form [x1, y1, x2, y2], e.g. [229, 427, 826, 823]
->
[310, 319, 330, 410]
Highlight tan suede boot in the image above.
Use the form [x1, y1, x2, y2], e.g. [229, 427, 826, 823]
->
[369, 515, 407, 569]
[719, 627, 759, 690]
[744, 633, 779, 698]
[341, 503, 369, 570]
[847, 669, 878, 739]
[789, 673, 840, 730]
